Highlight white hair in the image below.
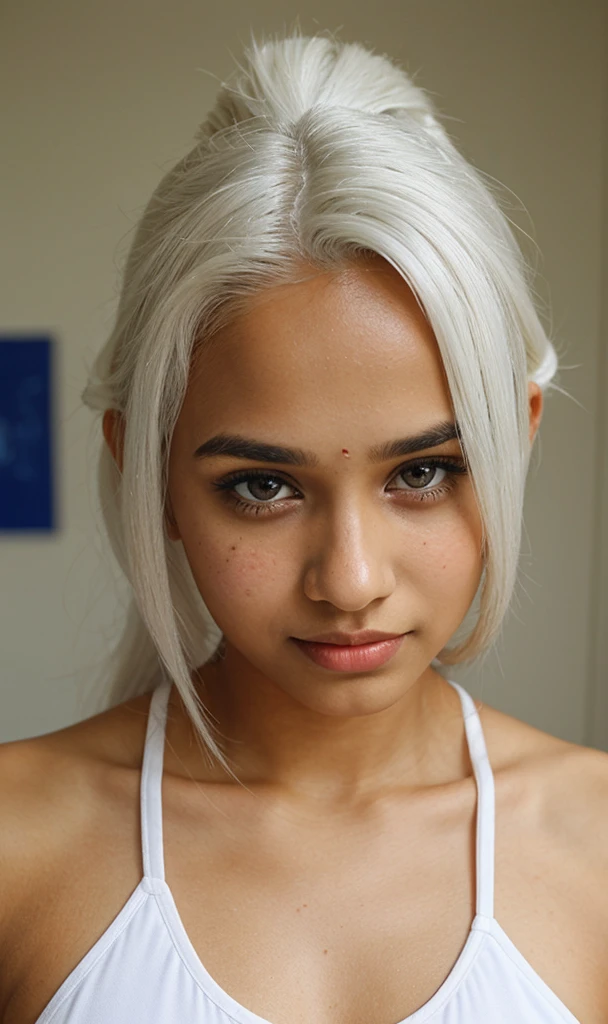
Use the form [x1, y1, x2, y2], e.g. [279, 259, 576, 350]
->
[82, 27, 561, 772]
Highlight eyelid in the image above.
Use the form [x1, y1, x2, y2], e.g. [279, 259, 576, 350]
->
[212, 455, 468, 518]
[213, 454, 466, 490]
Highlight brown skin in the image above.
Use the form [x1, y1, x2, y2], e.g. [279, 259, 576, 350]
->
[5, 254, 603, 1024]
[105, 254, 542, 796]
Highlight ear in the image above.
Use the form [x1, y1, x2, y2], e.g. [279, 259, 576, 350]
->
[102, 409, 125, 472]
[528, 381, 543, 446]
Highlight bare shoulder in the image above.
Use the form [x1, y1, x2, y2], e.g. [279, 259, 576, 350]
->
[540, 735, 608, 867]
[0, 687, 154, 827]
[478, 694, 608, 882]
[0, 693, 153, 967]
[478, 692, 608, 804]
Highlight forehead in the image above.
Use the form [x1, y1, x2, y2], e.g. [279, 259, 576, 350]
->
[182, 258, 453, 436]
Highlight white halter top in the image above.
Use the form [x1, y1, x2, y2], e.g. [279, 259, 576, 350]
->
[35, 676, 580, 1023]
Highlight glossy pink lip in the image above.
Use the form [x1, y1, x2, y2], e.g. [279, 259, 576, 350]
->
[291, 634, 408, 672]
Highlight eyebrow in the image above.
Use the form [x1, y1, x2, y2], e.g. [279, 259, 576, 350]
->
[192, 420, 462, 467]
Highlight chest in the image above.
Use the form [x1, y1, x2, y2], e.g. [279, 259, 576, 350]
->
[163, 789, 477, 1023]
[4, 777, 606, 1024]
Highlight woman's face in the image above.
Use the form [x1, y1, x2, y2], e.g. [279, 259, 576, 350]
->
[165, 256, 485, 717]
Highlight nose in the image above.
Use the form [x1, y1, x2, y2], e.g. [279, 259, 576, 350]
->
[302, 501, 396, 610]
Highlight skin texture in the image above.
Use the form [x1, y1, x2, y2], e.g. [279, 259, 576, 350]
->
[8, 256, 608, 1024]
[103, 253, 543, 798]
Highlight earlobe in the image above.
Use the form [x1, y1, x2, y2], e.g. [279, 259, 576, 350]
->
[527, 381, 543, 446]
[102, 409, 125, 473]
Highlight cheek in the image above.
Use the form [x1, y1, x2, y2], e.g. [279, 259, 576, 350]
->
[169, 477, 280, 606]
[405, 511, 483, 598]
[184, 534, 286, 615]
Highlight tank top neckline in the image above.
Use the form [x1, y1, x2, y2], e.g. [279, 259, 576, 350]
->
[140, 675, 495, 920]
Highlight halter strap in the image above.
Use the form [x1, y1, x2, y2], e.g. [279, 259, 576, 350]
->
[139, 674, 495, 917]
[140, 677, 172, 881]
[447, 679, 495, 919]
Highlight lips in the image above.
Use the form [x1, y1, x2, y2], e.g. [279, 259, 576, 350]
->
[291, 633, 408, 672]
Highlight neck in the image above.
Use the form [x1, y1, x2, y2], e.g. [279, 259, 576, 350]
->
[166, 657, 466, 806]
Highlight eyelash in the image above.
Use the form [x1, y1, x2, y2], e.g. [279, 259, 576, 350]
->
[212, 457, 468, 518]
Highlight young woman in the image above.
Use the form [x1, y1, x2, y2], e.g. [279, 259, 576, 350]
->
[1, 28, 606, 1024]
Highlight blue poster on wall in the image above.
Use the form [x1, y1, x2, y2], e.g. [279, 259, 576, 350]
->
[0, 336, 56, 531]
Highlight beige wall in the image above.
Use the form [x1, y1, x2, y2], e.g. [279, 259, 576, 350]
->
[1, 0, 606, 746]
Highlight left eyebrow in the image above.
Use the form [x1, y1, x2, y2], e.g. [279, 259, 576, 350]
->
[192, 420, 462, 467]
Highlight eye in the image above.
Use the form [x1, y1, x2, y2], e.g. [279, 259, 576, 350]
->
[212, 456, 468, 518]
[386, 457, 467, 504]
[233, 474, 292, 504]
[392, 461, 448, 491]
